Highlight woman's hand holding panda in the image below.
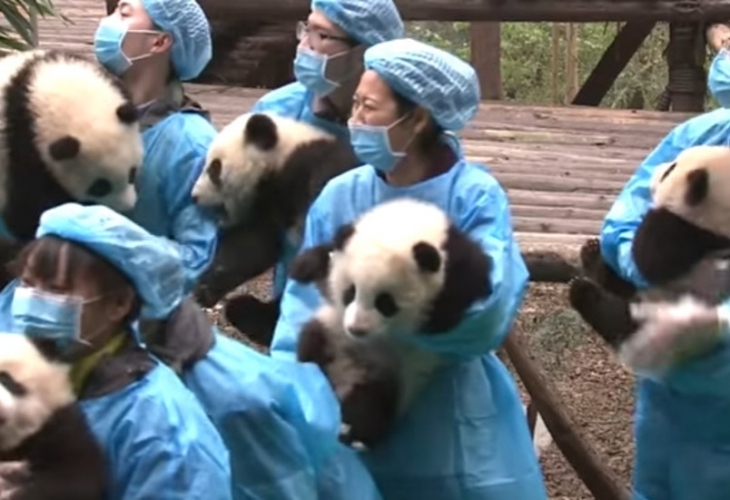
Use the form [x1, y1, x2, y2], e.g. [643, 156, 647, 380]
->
[624, 296, 728, 372]
[0, 461, 29, 499]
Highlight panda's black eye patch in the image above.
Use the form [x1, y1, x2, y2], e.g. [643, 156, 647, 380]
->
[0, 371, 26, 397]
[208, 159, 222, 187]
[342, 285, 355, 305]
[375, 293, 399, 317]
[86, 178, 112, 198]
[128, 167, 137, 185]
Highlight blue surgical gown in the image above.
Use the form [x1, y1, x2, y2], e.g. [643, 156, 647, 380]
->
[0, 281, 233, 500]
[271, 157, 547, 499]
[600, 107, 730, 500]
[251, 83, 351, 297]
[130, 111, 219, 294]
[184, 330, 382, 499]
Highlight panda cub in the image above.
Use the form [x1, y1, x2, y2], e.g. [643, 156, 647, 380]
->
[0, 49, 142, 241]
[0, 335, 107, 500]
[290, 198, 492, 447]
[191, 112, 360, 340]
[569, 145, 730, 369]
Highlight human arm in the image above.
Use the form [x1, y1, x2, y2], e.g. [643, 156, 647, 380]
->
[158, 115, 219, 294]
[411, 176, 529, 357]
[115, 389, 233, 500]
[270, 203, 332, 358]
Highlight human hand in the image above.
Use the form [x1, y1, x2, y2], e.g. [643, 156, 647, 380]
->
[0, 461, 29, 499]
[624, 295, 725, 372]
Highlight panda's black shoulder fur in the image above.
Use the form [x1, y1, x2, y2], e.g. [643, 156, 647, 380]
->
[1, 50, 135, 240]
[250, 125, 361, 231]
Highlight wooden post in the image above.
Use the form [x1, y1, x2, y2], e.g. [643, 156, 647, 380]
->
[551, 24, 561, 104]
[667, 22, 706, 112]
[29, 7, 38, 47]
[565, 23, 579, 102]
[470, 22, 502, 100]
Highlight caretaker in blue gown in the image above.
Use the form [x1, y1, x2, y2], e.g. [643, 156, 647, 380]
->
[598, 50, 730, 500]
[251, 0, 404, 303]
[0, 203, 231, 500]
[94, 0, 218, 293]
[271, 38, 548, 500]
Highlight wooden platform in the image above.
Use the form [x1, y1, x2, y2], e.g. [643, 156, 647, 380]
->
[31, 0, 695, 260]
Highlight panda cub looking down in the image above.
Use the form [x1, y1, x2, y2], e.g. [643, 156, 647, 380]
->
[0, 335, 107, 500]
[290, 198, 492, 447]
[570, 145, 730, 370]
[191, 112, 360, 341]
[0, 49, 143, 242]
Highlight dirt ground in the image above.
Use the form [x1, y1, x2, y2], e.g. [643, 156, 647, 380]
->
[209, 276, 636, 500]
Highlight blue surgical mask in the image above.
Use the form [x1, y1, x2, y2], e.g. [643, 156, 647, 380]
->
[709, 49, 730, 108]
[94, 17, 157, 76]
[11, 286, 95, 348]
[348, 115, 412, 174]
[294, 47, 341, 97]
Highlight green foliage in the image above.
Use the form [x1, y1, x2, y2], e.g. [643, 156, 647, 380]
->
[407, 22, 717, 110]
[0, 0, 61, 51]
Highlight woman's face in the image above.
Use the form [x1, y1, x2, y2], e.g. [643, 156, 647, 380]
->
[20, 253, 132, 350]
[298, 10, 351, 56]
[351, 70, 428, 152]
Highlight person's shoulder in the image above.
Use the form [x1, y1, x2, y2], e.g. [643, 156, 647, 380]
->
[154, 111, 217, 153]
[312, 166, 373, 210]
[672, 107, 730, 141]
[252, 82, 309, 118]
[456, 161, 507, 202]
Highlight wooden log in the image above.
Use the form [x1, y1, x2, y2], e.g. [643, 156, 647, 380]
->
[197, 0, 730, 23]
[573, 22, 656, 106]
[502, 333, 631, 500]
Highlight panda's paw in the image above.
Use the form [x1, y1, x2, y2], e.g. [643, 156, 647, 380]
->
[289, 246, 331, 284]
[579, 238, 602, 275]
[568, 276, 603, 314]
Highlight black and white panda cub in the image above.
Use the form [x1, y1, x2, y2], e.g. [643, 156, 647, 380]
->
[191, 112, 360, 341]
[0, 335, 107, 500]
[569, 145, 730, 366]
[290, 198, 492, 447]
[0, 49, 142, 242]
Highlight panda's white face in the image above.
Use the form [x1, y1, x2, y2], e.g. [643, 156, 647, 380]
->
[28, 54, 142, 212]
[191, 112, 332, 227]
[0, 335, 73, 452]
[652, 145, 730, 240]
[327, 199, 449, 339]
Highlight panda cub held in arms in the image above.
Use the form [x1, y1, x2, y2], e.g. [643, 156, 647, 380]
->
[191, 112, 360, 341]
[569, 145, 730, 370]
[0, 49, 142, 260]
[0, 335, 107, 500]
[290, 198, 492, 447]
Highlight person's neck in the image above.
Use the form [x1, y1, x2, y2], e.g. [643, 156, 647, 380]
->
[311, 74, 360, 122]
[385, 142, 456, 187]
[123, 63, 169, 106]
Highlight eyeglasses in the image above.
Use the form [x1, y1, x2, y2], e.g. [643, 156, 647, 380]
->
[296, 21, 352, 48]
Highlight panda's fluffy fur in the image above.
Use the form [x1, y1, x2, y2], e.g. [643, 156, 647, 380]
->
[0, 335, 107, 500]
[191, 112, 360, 341]
[569, 145, 730, 361]
[0, 49, 142, 241]
[291, 198, 492, 447]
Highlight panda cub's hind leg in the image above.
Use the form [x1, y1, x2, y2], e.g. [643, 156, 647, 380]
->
[579, 238, 637, 300]
[568, 277, 640, 349]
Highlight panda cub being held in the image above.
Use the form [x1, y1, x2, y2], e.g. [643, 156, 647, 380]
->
[0, 335, 107, 500]
[191, 112, 360, 341]
[290, 198, 492, 448]
[569, 145, 730, 370]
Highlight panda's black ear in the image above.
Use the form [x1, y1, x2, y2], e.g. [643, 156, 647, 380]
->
[412, 242, 441, 273]
[333, 223, 355, 250]
[116, 102, 139, 124]
[245, 114, 278, 151]
[685, 168, 709, 206]
[49, 136, 81, 161]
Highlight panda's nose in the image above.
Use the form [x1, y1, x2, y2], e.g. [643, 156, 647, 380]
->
[191, 195, 198, 204]
[348, 327, 368, 338]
